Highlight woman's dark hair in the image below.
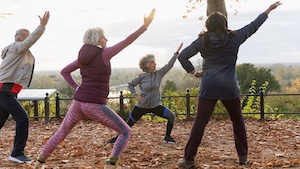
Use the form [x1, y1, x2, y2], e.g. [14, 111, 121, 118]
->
[200, 12, 236, 46]
[206, 12, 228, 33]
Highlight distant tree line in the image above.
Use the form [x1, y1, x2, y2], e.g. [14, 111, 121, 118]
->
[30, 63, 300, 97]
[28, 63, 300, 119]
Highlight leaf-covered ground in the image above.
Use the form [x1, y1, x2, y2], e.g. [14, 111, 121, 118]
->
[0, 118, 300, 169]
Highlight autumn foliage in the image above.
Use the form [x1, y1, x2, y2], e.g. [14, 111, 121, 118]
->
[0, 118, 300, 168]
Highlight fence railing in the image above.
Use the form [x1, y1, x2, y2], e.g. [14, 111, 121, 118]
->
[20, 88, 300, 123]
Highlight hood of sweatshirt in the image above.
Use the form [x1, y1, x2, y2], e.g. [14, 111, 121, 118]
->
[1, 45, 11, 59]
[207, 32, 229, 49]
[78, 44, 102, 65]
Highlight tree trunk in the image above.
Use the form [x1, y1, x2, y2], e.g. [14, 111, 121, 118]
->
[207, 0, 227, 18]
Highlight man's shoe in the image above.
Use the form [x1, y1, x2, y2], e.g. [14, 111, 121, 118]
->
[163, 136, 176, 144]
[9, 155, 32, 163]
[108, 136, 118, 144]
[177, 158, 195, 169]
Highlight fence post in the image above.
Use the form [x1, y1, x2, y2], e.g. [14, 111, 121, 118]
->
[119, 91, 124, 119]
[259, 87, 265, 121]
[55, 92, 60, 118]
[33, 101, 39, 120]
[44, 93, 50, 123]
[186, 89, 191, 120]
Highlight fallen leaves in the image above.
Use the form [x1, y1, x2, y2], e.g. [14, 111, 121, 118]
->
[0, 118, 299, 168]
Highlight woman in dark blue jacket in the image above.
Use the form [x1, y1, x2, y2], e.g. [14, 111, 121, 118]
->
[177, 1, 282, 168]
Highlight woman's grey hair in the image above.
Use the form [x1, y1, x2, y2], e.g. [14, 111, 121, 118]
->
[83, 27, 104, 45]
[139, 54, 155, 72]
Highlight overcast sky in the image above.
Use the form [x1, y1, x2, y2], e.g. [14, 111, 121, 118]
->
[0, 0, 299, 71]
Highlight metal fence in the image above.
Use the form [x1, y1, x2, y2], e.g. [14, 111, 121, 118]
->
[20, 89, 300, 123]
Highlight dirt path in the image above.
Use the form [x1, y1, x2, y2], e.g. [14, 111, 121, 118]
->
[0, 118, 300, 169]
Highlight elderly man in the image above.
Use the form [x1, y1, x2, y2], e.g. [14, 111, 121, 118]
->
[0, 11, 50, 163]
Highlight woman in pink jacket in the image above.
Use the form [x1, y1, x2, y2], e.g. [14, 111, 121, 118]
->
[34, 9, 155, 169]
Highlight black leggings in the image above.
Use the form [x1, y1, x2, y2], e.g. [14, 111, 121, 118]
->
[128, 105, 176, 137]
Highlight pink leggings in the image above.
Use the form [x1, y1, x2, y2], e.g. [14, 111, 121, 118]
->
[40, 99, 131, 160]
